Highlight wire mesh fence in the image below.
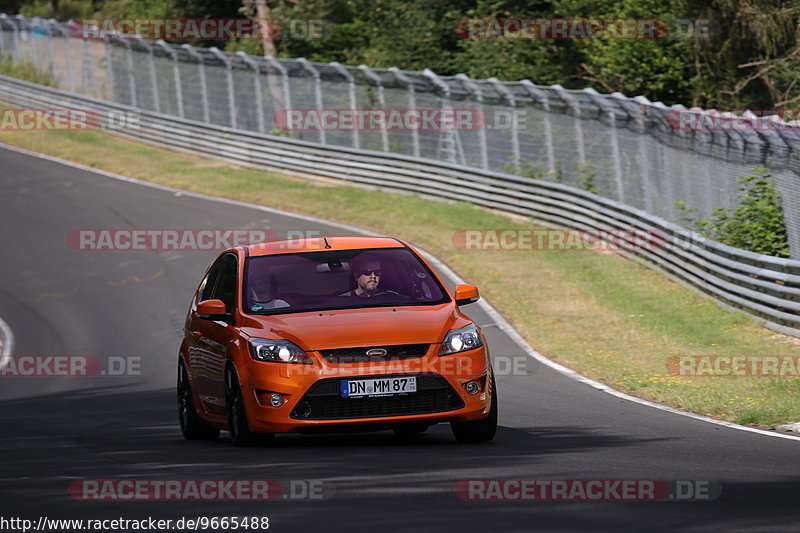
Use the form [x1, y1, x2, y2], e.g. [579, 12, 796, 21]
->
[2, 13, 800, 258]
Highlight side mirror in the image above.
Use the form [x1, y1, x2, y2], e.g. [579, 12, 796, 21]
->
[454, 284, 480, 306]
[196, 299, 229, 320]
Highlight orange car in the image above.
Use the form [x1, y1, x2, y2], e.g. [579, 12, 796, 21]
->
[178, 236, 497, 446]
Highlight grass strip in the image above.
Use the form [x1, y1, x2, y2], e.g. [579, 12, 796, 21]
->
[3, 126, 800, 428]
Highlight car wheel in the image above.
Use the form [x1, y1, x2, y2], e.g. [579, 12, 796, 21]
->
[393, 423, 430, 436]
[225, 366, 274, 447]
[450, 375, 498, 444]
[177, 360, 220, 441]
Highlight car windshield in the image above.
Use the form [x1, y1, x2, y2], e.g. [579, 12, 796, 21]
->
[244, 247, 449, 315]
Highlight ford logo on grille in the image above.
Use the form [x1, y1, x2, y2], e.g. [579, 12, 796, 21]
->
[366, 348, 388, 357]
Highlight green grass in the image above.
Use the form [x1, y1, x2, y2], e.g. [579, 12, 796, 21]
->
[3, 125, 800, 428]
[0, 57, 57, 88]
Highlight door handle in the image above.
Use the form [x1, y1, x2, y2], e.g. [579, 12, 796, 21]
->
[192, 331, 203, 338]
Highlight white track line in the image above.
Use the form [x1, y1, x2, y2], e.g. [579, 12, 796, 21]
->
[3, 141, 799, 442]
[0, 314, 14, 370]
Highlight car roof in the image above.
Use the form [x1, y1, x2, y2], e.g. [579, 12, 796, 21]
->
[243, 236, 406, 257]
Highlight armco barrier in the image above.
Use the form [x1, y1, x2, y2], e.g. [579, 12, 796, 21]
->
[3, 14, 800, 260]
[2, 74, 800, 335]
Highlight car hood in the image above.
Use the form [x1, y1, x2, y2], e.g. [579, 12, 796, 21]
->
[242, 304, 459, 350]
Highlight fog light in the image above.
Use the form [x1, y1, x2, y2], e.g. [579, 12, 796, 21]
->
[269, 393, 284, 407]
[465, 380, 481, 395]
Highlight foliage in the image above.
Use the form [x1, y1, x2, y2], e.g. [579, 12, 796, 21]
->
[0, 55, 56, 86]
[576, 161, 597, 193]
[688, 0, 800, 109]
[7, 0, 800, 111]
[676, 168, 790, 258]
[505, 156, 545, 179]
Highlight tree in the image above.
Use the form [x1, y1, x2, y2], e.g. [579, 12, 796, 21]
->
[688, 0, 800, 110]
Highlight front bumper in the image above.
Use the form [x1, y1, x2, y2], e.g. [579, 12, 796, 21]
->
[239, 346, 492, 434]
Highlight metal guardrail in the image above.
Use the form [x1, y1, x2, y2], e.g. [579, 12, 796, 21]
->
[2, 74, 800, 336]
[3, 13, 800, 260]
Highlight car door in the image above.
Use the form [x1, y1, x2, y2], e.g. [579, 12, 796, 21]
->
[194, 253, 240, 415]
[186, 256, 224, 412]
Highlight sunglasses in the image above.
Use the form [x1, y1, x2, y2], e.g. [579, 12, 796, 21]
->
[357, 269, 382, 277]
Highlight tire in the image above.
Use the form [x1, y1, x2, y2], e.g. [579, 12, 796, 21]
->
[177, 360, 220, 441]
[225, 366, 274, 447]
[393, 423, 430, 436]
[450, 376, 498, 444]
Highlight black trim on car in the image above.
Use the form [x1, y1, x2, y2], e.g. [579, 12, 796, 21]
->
[290, 373, 465, 420]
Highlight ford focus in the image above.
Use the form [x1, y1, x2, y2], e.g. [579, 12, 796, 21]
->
[177, 236, 497, 446]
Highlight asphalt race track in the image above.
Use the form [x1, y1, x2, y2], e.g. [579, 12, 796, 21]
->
[1, 144, 800, 532]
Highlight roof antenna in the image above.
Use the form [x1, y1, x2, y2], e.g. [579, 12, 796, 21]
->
[323, 237, 332, 249]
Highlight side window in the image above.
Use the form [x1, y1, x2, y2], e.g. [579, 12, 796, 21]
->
[212, 254, 238, 315]
[197, 257, 224, 303]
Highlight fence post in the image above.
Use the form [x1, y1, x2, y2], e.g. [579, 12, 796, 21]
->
[120, 39, 136, 106]
[81, 35, 96, 94]
[666, 103, 692, 207]
[358, 64, 389, 153]
[236, 51, 264, 133]
[101, 38, 115, 100]
[44, 19, 58, 81]
[155, 40, 182, 118]
[298, 57, 325, 145]
[331, 61, 359, 149]
[489, 77, 521, 169]
[264, 55, 291, 113]
[424, 68, 464, 165]
[520, 80, 555, 174]
[59, 22, 75, 93]
[9, 15, 20, 61]
[3, 15, 19, 63]
[389, 66, 419, 158]
[136, 37, 159, 113]
[53, 20, 74, 91]
[633, 95, 654, 214]
[455, 73, 488, 169]
[210, 47, 236, 129]
[552, 84, 586, 169]
[584, 87, 624, 200]
[652, 100, 673, 215]
[20, 17, 38, 67]
[182, 44, 209, 123]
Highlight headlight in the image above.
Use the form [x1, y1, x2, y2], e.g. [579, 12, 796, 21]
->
[439, 324, 483, 355]
[249, 338, 313, 364]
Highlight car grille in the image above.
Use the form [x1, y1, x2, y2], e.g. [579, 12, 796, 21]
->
[320, 343, 430, 363]
[291, 374, 464, 420]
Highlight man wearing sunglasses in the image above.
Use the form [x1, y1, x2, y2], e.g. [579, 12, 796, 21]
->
[340, 257, 398, 298]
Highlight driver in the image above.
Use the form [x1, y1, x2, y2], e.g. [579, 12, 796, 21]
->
[340, 257, 398, 298]
[250, 270, 290, 311]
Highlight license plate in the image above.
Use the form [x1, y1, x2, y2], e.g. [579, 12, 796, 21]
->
[340, 377, 417, 398]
